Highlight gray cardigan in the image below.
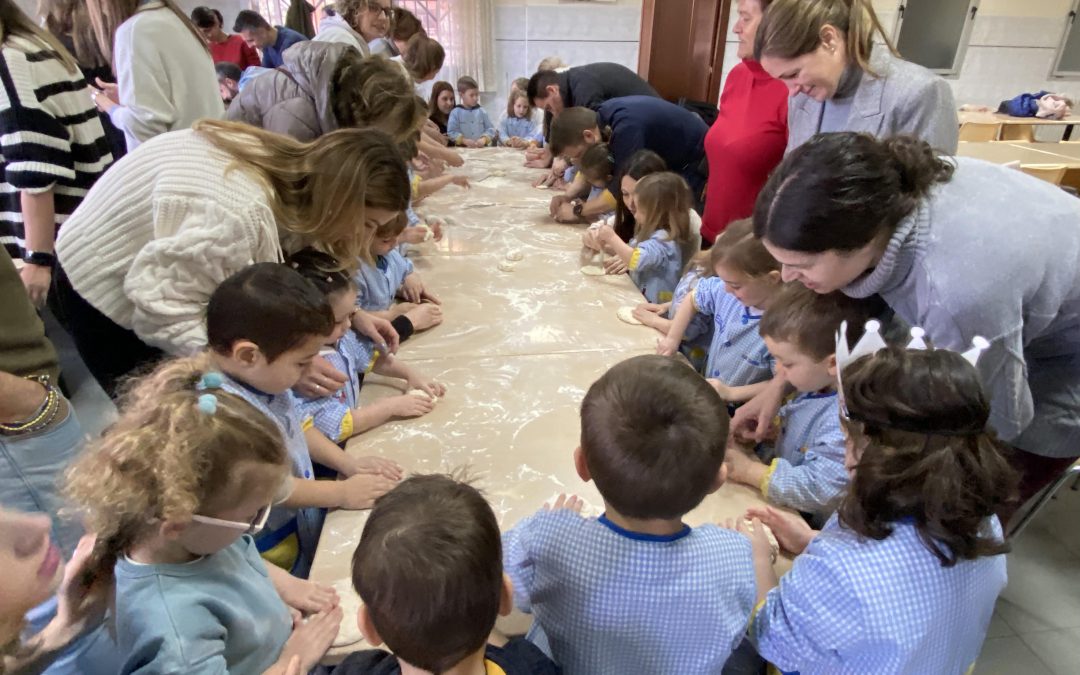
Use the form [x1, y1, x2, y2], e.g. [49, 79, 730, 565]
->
[844, 157, 1080, 458]
[786, 47, 958, 154]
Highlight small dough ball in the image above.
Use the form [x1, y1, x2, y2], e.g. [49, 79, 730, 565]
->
[743, 519, 780, 559]
[407, 388, 436, 402]
[498, 260, 516, 273]
[505, 249, 524, 262]
[423, 228, 435, 242]
[491, 169, 506, 177]
[535, 184, 550, 190]
[616, 306, 643, 325]
[580, 265, 605, 276]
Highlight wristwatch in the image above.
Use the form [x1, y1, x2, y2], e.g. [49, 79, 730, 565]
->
[572, 199, 585, 218]
[23, 250, 56, 268]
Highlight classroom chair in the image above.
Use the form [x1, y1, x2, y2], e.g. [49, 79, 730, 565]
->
[999, 124, 1035, 142]
[1020, 164, 1067, 186]
[959, 122, 1001, 142]
[1008, 459, 1080, 540]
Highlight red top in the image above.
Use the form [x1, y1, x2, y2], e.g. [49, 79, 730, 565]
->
[701, 60, 789, 244]
[209, 34, 261, 69]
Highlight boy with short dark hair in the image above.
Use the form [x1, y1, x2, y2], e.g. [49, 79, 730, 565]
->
[502, 354, 757, 674]
[336, 474, 561, 675]
[232, 9, 308, 68]
[447, 76, 495, 148]
[724, 284, 880, 519]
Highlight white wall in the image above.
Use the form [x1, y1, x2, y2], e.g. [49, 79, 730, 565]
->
[491, 0, 642, 110]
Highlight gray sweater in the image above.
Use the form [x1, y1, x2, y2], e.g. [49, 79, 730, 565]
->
[844, 157, 1080, 457]
[786, 47, 958, 155]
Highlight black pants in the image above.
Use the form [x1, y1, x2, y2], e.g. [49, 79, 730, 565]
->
[51, 265, 165, 398]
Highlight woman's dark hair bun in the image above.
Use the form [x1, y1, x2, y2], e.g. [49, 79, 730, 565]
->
[882, 136, 955, 198]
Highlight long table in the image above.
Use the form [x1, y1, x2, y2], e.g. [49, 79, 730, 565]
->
[957, 141, 1080, 167]
[308, 149, 792, 660]
[959, 111, 1080, 140]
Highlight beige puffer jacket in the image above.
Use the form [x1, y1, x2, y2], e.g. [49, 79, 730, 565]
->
[226, 41, 358, 141]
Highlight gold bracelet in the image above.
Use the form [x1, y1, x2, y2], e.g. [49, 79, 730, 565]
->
[0, 377, 58, 434]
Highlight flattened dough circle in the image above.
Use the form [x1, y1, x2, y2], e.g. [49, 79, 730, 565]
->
[580, 265, 605, 276]
[498, 260, 517, 272]
[616, 306, 643, 325]
[407, 388, 436, 402]
[330, 579, 364, 647]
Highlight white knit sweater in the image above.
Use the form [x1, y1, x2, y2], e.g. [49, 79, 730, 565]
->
[55, 129, 283, 355]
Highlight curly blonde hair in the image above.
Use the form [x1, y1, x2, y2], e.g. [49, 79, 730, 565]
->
[65, 355, 289, 583]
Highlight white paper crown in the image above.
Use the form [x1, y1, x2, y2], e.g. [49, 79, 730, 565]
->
[835, 320, 989, 371]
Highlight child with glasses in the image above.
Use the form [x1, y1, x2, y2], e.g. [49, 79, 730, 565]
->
[64, 356, 345, 675]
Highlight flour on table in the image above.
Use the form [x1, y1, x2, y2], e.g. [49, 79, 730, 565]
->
[616, 306, 643, 325]
[330, 579, 364, 647]
[498, 260, 517, 272]
[580, 265, 605, 276]
[505, 249, 524, 262]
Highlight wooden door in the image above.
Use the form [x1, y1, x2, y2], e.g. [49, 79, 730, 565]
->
[638, 0, 732, 104]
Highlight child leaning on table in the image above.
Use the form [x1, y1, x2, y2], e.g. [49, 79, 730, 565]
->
[355, 213, 444, 343]
[736, 345, 1016, 675]
[206, 263, 402, 578]
[65, 357, 343, 675]
[290, 249, 445, 444]
[633, 249, 715, 373]
[724, 285, 881, 520]
[502, 354, 757, 675]
[659, 219, 782, 399]
[593, 172, 696, 304]
[447, 76, 495, 148]
[499, 90, 543, 148]
[333, 474, 561, 675]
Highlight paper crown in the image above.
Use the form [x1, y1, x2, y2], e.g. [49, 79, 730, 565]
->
[835, 320, 990, 371]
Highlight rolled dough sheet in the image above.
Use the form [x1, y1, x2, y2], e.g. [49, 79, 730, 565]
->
[616, 306, 643, 325]
[580, 265, 605, 276]
[330, 578, 365, 648]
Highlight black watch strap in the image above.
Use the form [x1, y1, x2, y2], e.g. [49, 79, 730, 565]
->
[23, 251, 56, 268]
[572, 200, 584, 217]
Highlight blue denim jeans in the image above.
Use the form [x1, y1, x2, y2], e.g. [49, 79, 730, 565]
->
[0, 404, 85, 556]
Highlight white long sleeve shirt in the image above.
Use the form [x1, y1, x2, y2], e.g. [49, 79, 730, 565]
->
[109, 2, 223, 151]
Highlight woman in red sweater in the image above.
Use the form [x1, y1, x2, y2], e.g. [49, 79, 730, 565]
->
[191, 6, 259, 69]
[701, 0, 788, 245]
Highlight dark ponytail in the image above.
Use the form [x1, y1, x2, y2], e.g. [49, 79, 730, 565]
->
[753, 132, 955, 253]
[612, 150, 668, 242]
[839, 347, 1017, 566]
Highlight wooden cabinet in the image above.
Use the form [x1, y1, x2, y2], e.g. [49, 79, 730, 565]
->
[638, 0, 732, 104]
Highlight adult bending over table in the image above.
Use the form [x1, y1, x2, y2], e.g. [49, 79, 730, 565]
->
[547, 98, 708, 224]
[739, 132, 1080, 527]
[701, 0, 788, 245]
[755, 0, 958, 154]
[227, 41, 424, 143]
[53, 120, 409, 397]
[525, 62, 659, 168]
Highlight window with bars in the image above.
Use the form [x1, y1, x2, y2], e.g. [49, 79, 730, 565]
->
[249, 1, 333, 28]
[394, 1, 453, 44]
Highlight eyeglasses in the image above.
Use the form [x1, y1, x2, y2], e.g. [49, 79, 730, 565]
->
[191, 503, 272, 534]
[366, 2, 392, 16]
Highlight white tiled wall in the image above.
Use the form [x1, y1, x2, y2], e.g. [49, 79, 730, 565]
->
[490, 0, 643, 110]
